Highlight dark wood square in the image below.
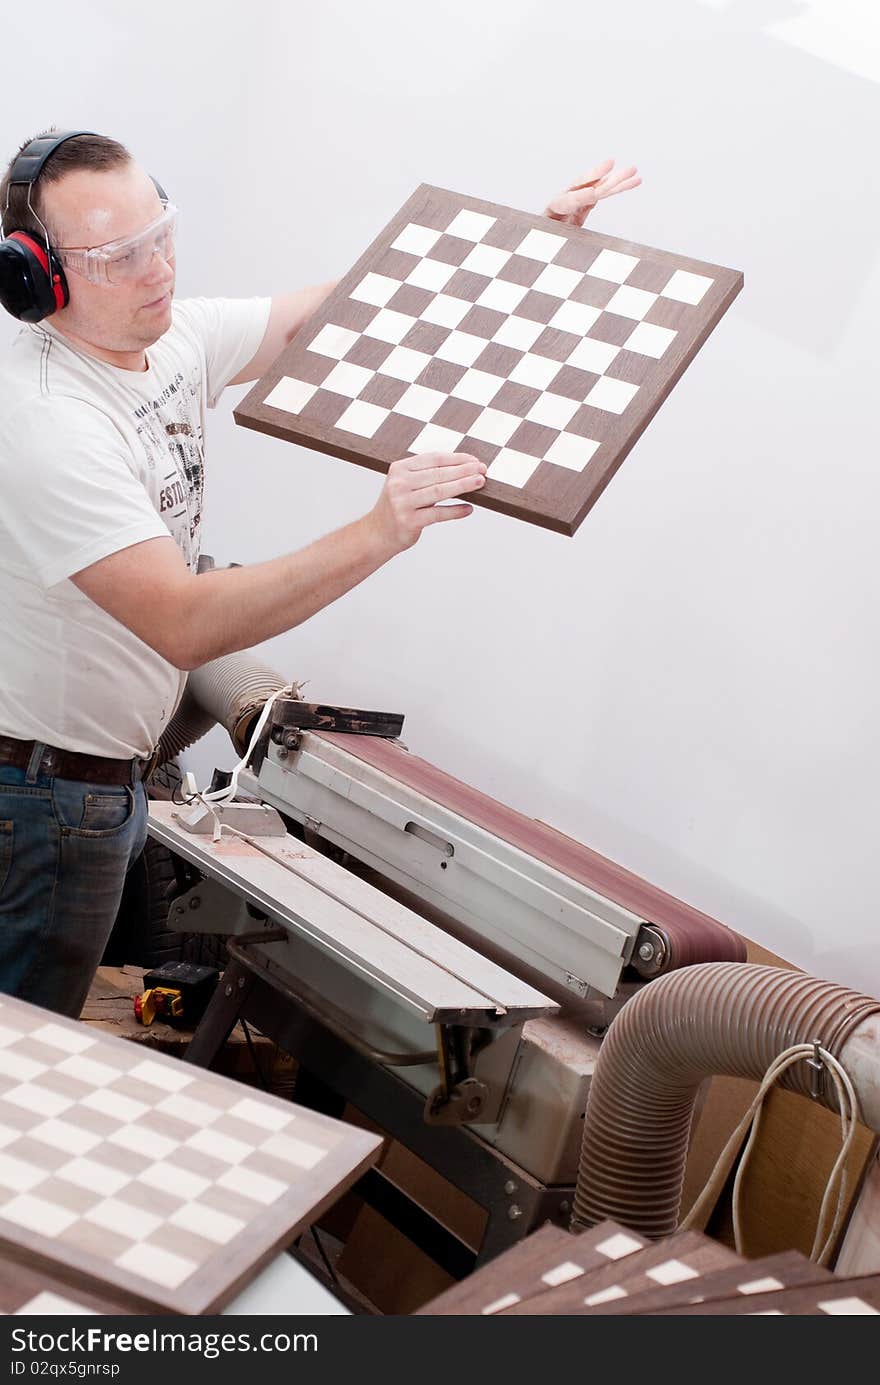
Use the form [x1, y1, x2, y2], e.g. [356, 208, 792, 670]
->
[235, 185, 742, 534]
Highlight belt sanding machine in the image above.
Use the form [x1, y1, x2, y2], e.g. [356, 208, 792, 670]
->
[148, 697, 745, 1271]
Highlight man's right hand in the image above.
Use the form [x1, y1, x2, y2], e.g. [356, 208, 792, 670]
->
[368, 452, 487, 555]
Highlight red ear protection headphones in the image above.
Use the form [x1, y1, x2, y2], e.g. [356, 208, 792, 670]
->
[0, 130, 168, 324]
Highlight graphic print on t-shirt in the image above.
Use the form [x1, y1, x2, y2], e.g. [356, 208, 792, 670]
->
[131, 366, 204, 569]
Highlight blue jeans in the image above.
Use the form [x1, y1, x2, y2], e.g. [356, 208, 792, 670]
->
[0, 756, 148, 1018]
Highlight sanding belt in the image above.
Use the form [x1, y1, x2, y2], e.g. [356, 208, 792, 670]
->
[317, 732, 746, 975]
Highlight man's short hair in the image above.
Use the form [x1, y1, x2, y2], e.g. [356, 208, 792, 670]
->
[0, 130, 131, 242]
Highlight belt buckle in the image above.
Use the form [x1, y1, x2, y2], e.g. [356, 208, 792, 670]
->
[139, 748, 161, 783]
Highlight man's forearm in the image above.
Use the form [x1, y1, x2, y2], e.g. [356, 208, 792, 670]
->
[179, 514, 396, 670]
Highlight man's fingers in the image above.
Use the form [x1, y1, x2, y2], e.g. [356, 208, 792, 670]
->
[402, 449, 483, 473]
[567, 158, 614, 191]
[597, 169, 641, 197]
[413, 474, 486, 507]
[408, 461, 487, 490]
[419, 501, 475, 526]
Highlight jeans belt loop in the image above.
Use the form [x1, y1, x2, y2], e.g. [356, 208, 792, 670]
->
[25, 741, 47, 785]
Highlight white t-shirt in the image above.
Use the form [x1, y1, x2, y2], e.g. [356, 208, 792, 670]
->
[0, 296, 271, 758]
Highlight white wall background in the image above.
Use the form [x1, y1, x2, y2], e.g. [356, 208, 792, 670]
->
[3, 1, 878, 996]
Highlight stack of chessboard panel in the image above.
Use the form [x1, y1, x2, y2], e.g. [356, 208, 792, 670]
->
[416, 1220, 880, 1316]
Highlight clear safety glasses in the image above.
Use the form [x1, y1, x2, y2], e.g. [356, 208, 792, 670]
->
[55, 203, 178, 286]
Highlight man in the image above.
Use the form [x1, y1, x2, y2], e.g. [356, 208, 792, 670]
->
[0, 131, 639, 1018]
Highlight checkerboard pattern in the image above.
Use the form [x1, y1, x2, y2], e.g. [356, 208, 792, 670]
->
[0, 995, 380, 1314]
[236, 186, 743, 534]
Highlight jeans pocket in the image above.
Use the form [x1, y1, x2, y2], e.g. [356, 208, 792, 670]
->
[0, 821, 12, 893]
[53, 783, 136, 838]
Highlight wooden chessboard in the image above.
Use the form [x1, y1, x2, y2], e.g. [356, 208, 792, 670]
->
[235, 185, 742, 535]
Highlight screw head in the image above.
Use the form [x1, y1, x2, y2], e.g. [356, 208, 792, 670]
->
[504, 1180, 517, 1195]
[224, 984, 233, 997]
[638, 941, 655, 961]
[507, 1204, 522, 1220]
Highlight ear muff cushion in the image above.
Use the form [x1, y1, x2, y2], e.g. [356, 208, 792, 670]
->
[0, 233, 68, 322]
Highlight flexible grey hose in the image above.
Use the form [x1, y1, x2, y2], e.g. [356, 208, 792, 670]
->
[186, 652, 295, 754]
[155, 683, 218, 767]
[572, 962, 880, 1238]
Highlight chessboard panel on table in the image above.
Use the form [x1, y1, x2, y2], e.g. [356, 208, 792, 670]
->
[0, 1244, 140, 1315]
[236, 184, 743, 536]
[0, 994, 381, 1315]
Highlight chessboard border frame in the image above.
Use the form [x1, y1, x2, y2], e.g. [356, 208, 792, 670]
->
[0, 994, 382, 1316]
[234, 183, 744, 536]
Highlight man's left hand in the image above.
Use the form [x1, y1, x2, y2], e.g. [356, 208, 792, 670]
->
[544, 158, 641, 227]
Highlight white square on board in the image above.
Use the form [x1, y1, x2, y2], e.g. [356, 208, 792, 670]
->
[0, 1150, 49, 1193]
[229, 1098, 292, 1133]
[584, 1285, 628, 1306]
[0, 1122, 23, 1150]
[362, 308, 417, 345]
[128, 1059, 192, 1093]
[264, 377, 317, 415]
[378, 345, 432, 380]
[391, 222, 441, 256]
[56, 1054, 131, 1088]
[307, 323, 359, 359]
[541, 1261, 585, 1287]
[86, 1197, 162, 1241]
[661, 268, 713, 304]
[446, 209, 495, 241]
[336, 400, 390, 438]
[15, 1293, 96, 1315]
[487, 449, 541, 488]
[545, 433, 600, 471]
[738, 1277, 785, 1295]
[395, 384, 447, 422]
[57, 1157, 132, 1197]
[31, 1024, 95, 1054]
[0, 1050, 47, 1082]
[138, 1161, 210, 1202]
[605, 285, 658, 321]
[461, 243, 511, 277]
[568, 337, 620, 375]
[186, 1128, 253, 1166]
[109, 1124, 178, 1162]
[587, 248, 639, 283]
[82, 1088, 148, 1124]
[406, 258, 456, 292]
[586, 376, 639, 414]
[2, 1193, 78, 1237]
[409, 423, 465, 454]
[30, 1118, 103, 1157]
[170, 1201, 246, 1246]
[4, 1084, 73, 1118]
[451, 369, 504, 407]
[818, 1297, 880, 1315]
[467, 409, 521, 446]
[647, 1259, 699, 1286]
[623, 321, 677, 358]
[549, 300, 602, 335]
[350, 273, 400, 308]
[420, 294, 470, 329]
[155, 1093, 222, 1129]
[321, 361, 373, 398]
[515, 228, 567, 263]
[481, 1293, 521, 1315]
[477, 278, 528, 314]
[492, 316, 544, 351]
[509, 353, 561, 390]
[531, 264, 583, 298]
[116, 1241, 198, 1290]
[217, 1164, 287, 1206]
[0, 1026, 22, 1048]
[435, 331, 486, 367]
[596, 1231, 644, 1259]
[261, 1131, 326, 1171]
[526, 393, 580, 430]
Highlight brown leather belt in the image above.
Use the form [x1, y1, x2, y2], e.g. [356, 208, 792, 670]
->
[0, 735, 159, 786]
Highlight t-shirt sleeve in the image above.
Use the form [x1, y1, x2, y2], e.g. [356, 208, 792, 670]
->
[173, 296, 272, 407]
[1, 395, 171, 590]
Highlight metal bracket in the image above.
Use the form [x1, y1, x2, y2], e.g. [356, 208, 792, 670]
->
[806, 1039, 825, 1100]
[631, 923, 668, 978]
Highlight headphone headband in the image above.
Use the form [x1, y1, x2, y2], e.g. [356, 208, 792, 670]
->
[8, 130, 97, 189]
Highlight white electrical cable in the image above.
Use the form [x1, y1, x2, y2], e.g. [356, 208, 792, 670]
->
[683, 1043, 861, 1266]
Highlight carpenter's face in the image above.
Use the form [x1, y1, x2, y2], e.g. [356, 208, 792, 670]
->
[44, 161, 175, 358]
